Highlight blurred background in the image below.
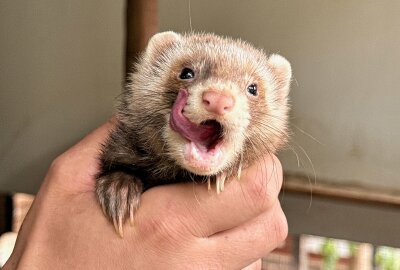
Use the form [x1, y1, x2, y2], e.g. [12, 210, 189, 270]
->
[0, 1, 124, 193]
[0, 0, 400, 269]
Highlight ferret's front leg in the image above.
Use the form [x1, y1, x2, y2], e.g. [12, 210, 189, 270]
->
[95, 172, 143, 237]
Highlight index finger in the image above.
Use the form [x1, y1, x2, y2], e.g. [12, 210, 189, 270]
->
[44, 118, 116, 193]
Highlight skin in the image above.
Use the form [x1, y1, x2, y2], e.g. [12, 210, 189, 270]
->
[3, 119, 287, 270]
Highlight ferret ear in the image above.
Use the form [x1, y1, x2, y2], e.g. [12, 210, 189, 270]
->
[267, 54, 292, 101]
[145, 31, 182, 59]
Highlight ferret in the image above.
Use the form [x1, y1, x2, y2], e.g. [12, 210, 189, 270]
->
[96, 31, 292, 236]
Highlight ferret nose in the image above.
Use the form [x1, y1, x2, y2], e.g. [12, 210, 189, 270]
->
[202, 90, 235, 115]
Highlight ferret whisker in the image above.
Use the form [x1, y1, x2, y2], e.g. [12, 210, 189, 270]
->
[249, 120, 288, 139]
[294, 142, 316, 185]
[192, 181, 202, 207]
[290, 123, 323, 145]
[287, 144, 301, 168]
[247, 125, 283, 193]
[266, 113, 321, 145]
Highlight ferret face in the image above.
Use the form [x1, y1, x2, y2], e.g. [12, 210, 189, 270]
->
[126, 32, 292, 177]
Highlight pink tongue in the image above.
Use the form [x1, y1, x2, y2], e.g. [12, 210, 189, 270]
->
[170, 90, 220, 148]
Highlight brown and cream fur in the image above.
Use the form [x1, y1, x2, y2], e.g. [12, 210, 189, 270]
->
[96, 32, 292, 236]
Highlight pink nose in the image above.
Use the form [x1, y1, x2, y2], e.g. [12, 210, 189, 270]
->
[202, 90, 235, 115]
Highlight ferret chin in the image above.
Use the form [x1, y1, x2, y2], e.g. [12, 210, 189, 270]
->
[96, 31, 292, 236]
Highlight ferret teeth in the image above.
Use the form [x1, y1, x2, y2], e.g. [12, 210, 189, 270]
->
[192, 143, 201, 160]
[216, 173, 226, 194]
[237, 164, 242, 180]
[237, 154, 243, 180]
[220, 173, 226, 191]
[184, 141, 225, 174]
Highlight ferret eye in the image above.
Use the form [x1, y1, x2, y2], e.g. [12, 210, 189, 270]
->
[179, 68, 195, 80]
[247, 84, 258, 96]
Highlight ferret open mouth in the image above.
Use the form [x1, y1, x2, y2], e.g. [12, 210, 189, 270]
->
[170, 89, 225, 172]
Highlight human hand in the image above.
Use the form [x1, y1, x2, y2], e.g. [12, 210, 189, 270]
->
[4, 120, 287, 270]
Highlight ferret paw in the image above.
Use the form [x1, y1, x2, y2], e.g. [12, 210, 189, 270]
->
[95, 172, 143, 237]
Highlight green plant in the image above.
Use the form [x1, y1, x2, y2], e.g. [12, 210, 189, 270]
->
[376, 247, 400, 270]
[348, 241, 359, 257]
[321, 238, 339, 270]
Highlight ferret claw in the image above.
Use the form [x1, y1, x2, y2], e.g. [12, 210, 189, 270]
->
[129, 206, 135, 226]
[96, 172, 143, 237]
[113, 217, 124, 238]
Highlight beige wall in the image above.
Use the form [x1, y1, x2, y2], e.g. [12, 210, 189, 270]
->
[159, 0, 400, 190]
[0, 0, 124, 193]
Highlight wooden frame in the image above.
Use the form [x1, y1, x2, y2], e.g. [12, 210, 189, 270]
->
[283, 174, 400, 248]
[125, 0, 158, 74]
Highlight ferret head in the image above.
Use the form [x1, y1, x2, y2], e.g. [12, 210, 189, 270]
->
[124, 32, 291, 177]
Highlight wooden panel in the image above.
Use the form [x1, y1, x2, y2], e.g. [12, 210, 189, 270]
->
[281, 192, 400, 248]
[283, 174, 400, 208]
[125, 0, 158, 74]
[282, 174, 400, 247]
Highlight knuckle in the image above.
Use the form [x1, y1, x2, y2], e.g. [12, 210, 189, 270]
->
[250, 176, 269, 202]
[244, 172, 272, 212]
[49, 154, 68, 175]
[243, 155, 284, 213]
[257, 205, 288, 257]
[138, 215, 170, 243]
[265, 204, 288, 251]
[137, 215, 161, 236]
[137, 214, 189, 253]
[138, 199, 187, 242]
[273, 208, 288, 243]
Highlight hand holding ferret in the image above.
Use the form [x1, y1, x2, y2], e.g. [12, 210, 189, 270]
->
[3, 120, 287, 270]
